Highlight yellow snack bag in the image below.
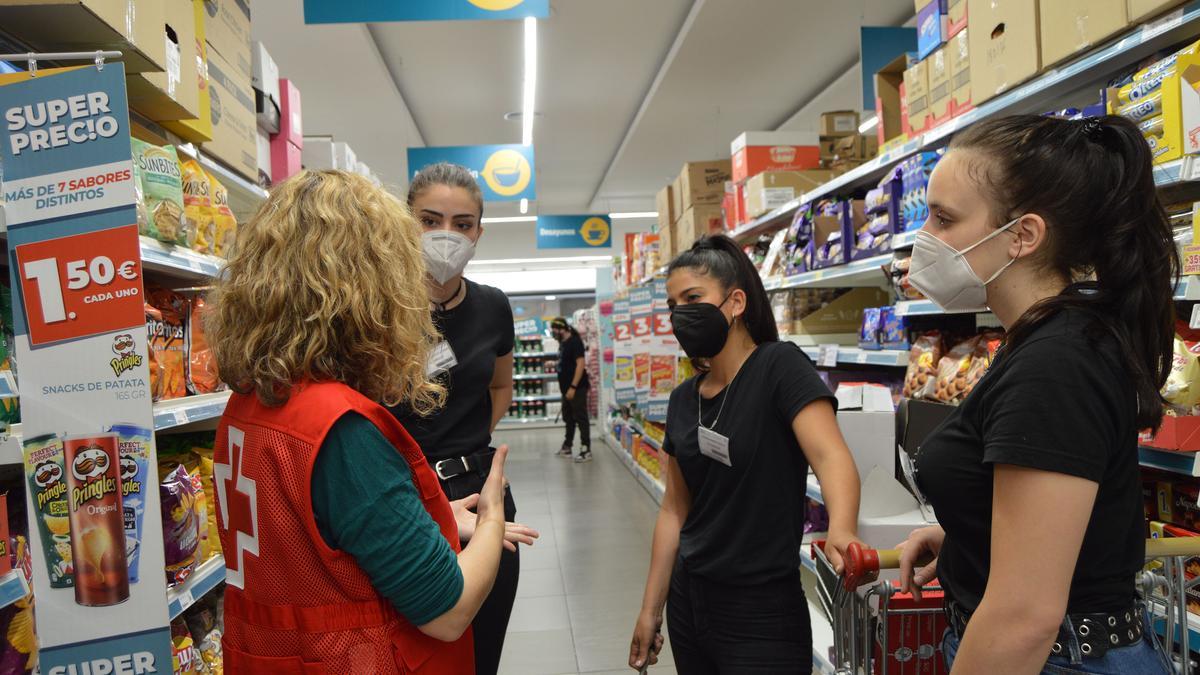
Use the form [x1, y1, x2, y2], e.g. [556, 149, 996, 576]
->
[1164, 325, 1200, 409]
[181, 160, 216, 255]
[207, 172, 238, 258]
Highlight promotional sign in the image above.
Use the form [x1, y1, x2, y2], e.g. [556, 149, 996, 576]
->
[536, 215, 612, 249]
[305, 0, 549, 24]
[407, 144, 536, 202]
[513, 317, 546, 337]
[0, 64, 171, 672]
[646, 279, 676, 422]
[612, 298, 636, 405]
[629, 285, 655, 412]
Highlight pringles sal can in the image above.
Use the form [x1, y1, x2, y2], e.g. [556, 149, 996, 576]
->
[65, 433, 129, 606]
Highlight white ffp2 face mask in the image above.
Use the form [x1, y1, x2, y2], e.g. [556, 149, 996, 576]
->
[907, 217, 1020, 313]
[421, 230, 477, 285]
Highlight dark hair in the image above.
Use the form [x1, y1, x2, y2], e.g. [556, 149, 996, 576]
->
[551, 317, 578, 338]
[950, 114, 1179, 429]
[407, 162, 484, 218]
[667, 234, 779, 345]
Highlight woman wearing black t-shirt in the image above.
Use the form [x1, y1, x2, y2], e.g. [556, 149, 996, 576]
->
[389, 163, 539, 675]
[628, 234, 863, 673]
[896, 116, 1177, 674]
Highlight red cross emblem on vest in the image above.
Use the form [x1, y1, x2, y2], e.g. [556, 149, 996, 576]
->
[215, 425, 259, 589]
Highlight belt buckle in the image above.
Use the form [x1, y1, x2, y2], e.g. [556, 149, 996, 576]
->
[435, 457, 469, 481]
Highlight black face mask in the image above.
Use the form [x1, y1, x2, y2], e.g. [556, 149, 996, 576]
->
[670, 294, 733, 359]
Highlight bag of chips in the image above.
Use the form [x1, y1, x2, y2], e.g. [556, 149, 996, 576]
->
[147, 288, 188, 401]
[187, 297, 223, 395]
[131, 139, 192, 247]
[903, 332, 942, 400]
[160, 465, 200, 587]
[181, 160, 216, 255]
[209, 172, 238, 258]
[131, 158, 151, 237]
[171, 618, 203, 674]
[1164, 322, 1200, 412]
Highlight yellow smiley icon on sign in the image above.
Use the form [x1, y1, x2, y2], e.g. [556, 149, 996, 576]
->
[482, 149, 532, 198]
[580, 217, 611, 246]
[467, 0, 525, 11]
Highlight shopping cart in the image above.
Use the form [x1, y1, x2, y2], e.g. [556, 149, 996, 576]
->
[812, 538, 1200, 675]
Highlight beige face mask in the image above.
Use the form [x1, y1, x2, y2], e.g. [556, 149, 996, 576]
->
[422, 230, 476, 284]
[908, 217, 1020, 313]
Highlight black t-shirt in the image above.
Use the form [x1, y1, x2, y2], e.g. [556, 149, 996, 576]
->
[558, 333, 589, 390]
[916, 307, 1142, 615]
[663, 341, 834, 585]
[390, 279, 514, 462]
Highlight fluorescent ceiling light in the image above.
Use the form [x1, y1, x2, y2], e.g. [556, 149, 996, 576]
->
[545, 295, 557, 301]
[468, 255, 612, 266]
[520, 198, 529, 214]
[858, 116, 879, 134]
[480, 215, 537, 224]
[610, 211, 658, 219]
[522, 17, 537, 146]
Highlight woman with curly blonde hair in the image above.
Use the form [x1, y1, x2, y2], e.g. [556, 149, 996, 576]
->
[208, 170, 509, 674]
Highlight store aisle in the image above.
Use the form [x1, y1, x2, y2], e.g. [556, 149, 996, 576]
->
[493, 426, 677, 675]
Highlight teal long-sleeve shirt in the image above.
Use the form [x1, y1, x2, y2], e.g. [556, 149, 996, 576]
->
[311, 412, 464, 626]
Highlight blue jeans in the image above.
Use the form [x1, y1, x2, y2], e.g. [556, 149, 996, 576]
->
[941, 611, 1172, 674]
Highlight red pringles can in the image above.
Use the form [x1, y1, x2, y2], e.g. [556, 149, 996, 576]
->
[64, 433, 129, 606]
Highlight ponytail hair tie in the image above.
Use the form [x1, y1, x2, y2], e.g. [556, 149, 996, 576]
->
[1080, 117, 1105, 140]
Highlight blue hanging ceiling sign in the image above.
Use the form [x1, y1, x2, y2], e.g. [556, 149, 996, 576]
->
[537, 215, 612, 249]
[407, 144, 536, 203]
[304, 0, 550, 24]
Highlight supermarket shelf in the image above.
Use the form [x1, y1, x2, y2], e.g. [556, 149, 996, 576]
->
[167, 555, 225, 619]
[139, 236, 226, 282]
[603, 430, 665, 504]
[807, 474, 824, 504]
[153, 391, 232, 431]
[893, 300, 981, 317]
[803, 137, 927, 206]
[1139, 446, 1200, 476]
[512, 373, 553, 380]
[514, 351, 558, 358]
[764, 254, 891, 291]
[512, 394, 561, 403]
[624, 419, 663, 451]
[892, 229, 919, 250]
[730, 198, 804, 243]
[796, 343, 908, 368]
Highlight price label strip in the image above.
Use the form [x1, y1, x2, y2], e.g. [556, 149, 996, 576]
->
[819, 344, 839, 368]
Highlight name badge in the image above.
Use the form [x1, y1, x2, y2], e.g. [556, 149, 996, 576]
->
[697, 426, 732, 467]
[427, 341, 458, 377]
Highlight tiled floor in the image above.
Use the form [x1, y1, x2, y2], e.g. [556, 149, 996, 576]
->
[493, 426, 677, 675]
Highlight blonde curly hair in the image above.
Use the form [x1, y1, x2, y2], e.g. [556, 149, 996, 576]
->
[206, 170, 445, 412]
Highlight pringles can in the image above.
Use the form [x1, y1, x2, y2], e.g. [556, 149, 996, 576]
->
[64, 433, 129, 606]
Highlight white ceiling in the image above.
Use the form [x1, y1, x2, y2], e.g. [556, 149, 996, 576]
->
[250, 0, 915, 260]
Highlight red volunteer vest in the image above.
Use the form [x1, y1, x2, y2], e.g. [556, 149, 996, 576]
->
[213, 381, 474, 674]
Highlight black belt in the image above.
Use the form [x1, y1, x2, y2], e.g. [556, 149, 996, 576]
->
[433, 450, 495, 481]
[946, 600, 1143, 660]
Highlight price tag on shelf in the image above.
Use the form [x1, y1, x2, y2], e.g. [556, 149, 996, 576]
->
[818, 344, 839, 368]
[1143, 8, 1184, 41]
[15, 225, 144, 346]
[1190, 304, 1200, 330]
[1183, 243, 1200, 277]
[174, 589, 194, 612]
[856, 352, 870, 364]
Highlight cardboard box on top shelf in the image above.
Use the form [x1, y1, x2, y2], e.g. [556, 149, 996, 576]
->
[967, 0, 1041, 106]
[819, 138, 838, 163]
[275, 79, 303, 149]
[733, 182, 746, 228]
[163, 0, 213, 144]
[127, 0, 202, 122]
[875, 53, 911, 146]
[203, 46, 257, 180]
[949, 28, 973, 116]
[722, 190, 738, 230]
[252, 42, 281, 134]
[271, 139, 302, 185]
[917, 0, 949, 60]
[834, 134, 879, 161]
[791, 287, 891, 343]
[670, 174, 685, 224]
[1128, 0, 1186, 23]
[818, 112, 860, 138]
[205, 0, 252, 81]
[0, 0, 166, 73]
[656, 185, 675, 231]
[675, 205, 724, 252]
[947, 0, 967, 37]
[658, 221, 675, 262]
[302, 136, 336, 170]
[677, 160, 733, 212]
[332, 142, 357, 172]
[927, 46, 953, 127]
[904, 58, 931, 136]
[744, 170, 835, 219]
[1039, 0, 1127, 68]
[255, 129, 271, 187]
[731, 131, 822, 183]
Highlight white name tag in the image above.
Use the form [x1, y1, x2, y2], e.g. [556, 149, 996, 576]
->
[427, 341, 458, 377]
[698, 426, 732, 467]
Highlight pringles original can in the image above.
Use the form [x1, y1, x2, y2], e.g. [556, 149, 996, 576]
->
[64, 433, 129, 606]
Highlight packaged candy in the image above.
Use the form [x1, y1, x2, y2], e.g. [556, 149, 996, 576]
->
[903, 332, 942, 400]
[181, 160, 216, 255]
[880, 306, 909, 351]
[109, 423, 150, 584]
[1117, 91, 1163, 122]
[859, 308, 882, 351]
[147, 288, 188, 401]
[23, 434, 72, 588]
[934, 336, 990, 404]
[187, 297, 223, 395]
[1114, 69, 1172, 107]
[209, 173, 238, 258]
[1164, 322, 1200, 412]
[160, 465, 200, 587]
[131, 139, 191, 247]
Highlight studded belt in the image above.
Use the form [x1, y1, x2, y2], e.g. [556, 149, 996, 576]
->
[946, 600, 1143, 660]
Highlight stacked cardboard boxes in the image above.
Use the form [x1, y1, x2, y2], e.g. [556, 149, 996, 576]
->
[671, 160, 732, 250]
[202, 0, 256, 180]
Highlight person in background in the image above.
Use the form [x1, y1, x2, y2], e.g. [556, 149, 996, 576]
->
[897, 115, 1177, 674]
[389, 162, 538, 675]
[551, 316, 592, 462]
[629, 234, 863, 673]
[207, 170, 508, 673]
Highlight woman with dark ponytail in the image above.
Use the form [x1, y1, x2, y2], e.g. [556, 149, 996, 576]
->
[628, 234, 863, 672]
[897, 114, 1178, 674]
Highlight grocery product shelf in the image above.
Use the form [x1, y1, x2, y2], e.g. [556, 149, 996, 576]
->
[176, 144, 268, 221]
[153, 391, 233, 431]
[514, 351, 558, 358]
[0, 569, 27, 611]
[764, 254, 892, 291]
[1139, 446, 1200, 476]
[167, 555, 225, 619]
[512, 373, 553, 380]
[512, 394, 561, 403]
[796, 344, 909, 368]
[892, 230, 918, 250]
[603, 430, 665, 505]
[623, 419, 663, 451]
[730, 198, 805, 243]
[139, 236, 226, 282]
[893, 300, 979, 317]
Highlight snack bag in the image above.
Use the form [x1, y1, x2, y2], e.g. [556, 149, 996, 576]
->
[209, 172, 238, 258]
[181, 160, 216, 255]
[22, 434, 72, 588]
[1164, 324, 1200, 412]
[961, 332, 1003, 400]
[934, 337, 979, 404]
[187, 297, 223, 395]
[109, 423, 150, 584]
[903, 332, 942, 400]
[145, 303, 165, 399]
[131, 157, 151, 237]
[187, 470, 211, 562]
[147, 288, 188, 401]
[171, 618, 203, 675]
[196, 629, 222, 674]
[160, 465, 200, 587]
[131, 139, 191, 247]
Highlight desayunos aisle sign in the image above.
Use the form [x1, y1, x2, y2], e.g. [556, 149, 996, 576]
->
[0, 64, 171, 673]
[408, 144, 536, 202]
[304, 0, 549, 23]
[537, 215, 612, 249]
